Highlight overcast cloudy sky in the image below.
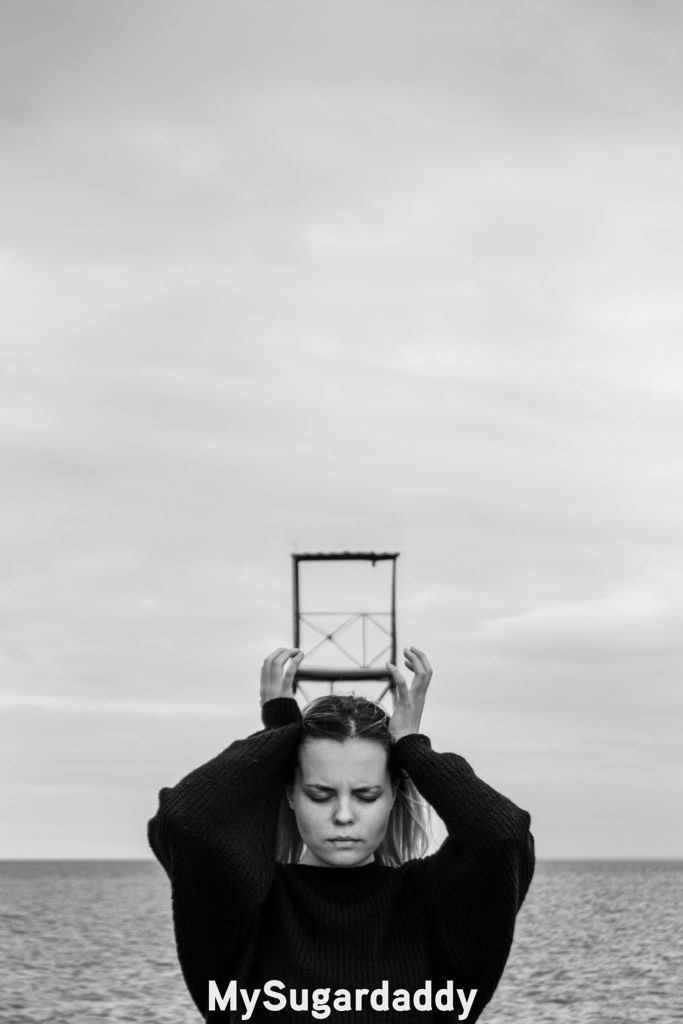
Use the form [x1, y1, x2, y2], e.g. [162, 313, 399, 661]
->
[2, 0, 682, 858]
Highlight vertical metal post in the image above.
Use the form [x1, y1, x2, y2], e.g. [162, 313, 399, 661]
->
[362, 613, 366, 668]
[390, 556, 397, 665]
[292, 555, 300, 649]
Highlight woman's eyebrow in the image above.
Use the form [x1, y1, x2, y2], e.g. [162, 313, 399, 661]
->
[303, 783, 383, 791]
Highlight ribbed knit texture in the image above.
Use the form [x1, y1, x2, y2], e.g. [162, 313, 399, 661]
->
[148, 698, 534, 1023]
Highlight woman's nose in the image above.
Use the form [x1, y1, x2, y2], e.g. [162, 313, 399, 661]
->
[333, 798, 355, 824]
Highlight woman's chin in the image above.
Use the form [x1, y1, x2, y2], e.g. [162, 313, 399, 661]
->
[304, 845, 375, 868]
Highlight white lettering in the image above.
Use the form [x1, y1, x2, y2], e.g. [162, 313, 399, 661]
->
[208, 980, 236, 1013]
[370, 980, 389, 1012]
[208, 979, 475, 1018]
[263, 980, 286, 1012]
[290, 989, 308, 1012]
[240, 987, 260, 1021]
[457, 989, 477, 1021]
[354, 988, 369, 1010]
[311, 988, 331, 1019]
[333, 989, 352, 1011]
[392, 989, 411, 1011]
[435, 981, 454, 1011]
[414, 980, 432, 1012]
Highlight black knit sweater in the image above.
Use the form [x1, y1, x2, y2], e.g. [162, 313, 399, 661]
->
[148, 697, 534, 1023]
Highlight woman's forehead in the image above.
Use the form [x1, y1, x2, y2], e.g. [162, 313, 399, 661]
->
[297, 736, 389, 784]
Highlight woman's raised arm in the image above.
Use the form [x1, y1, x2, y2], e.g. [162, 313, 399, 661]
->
[387, 649, 534, 1014]
[147, 649, 303, 1018]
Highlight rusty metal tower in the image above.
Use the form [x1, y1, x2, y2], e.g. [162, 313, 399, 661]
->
[291, 551, 399, 705]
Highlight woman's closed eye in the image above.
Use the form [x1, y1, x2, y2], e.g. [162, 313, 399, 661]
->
[303, 787, 383, 803]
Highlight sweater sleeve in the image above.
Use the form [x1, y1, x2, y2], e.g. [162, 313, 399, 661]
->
[393, 734, 535, 1011]
[147, 697, 302, 1017]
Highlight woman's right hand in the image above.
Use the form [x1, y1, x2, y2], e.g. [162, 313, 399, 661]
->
[260, 647, 304, 706]
[386, 646, 433, 740]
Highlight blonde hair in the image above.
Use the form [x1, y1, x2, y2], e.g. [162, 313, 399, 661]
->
[276, 694, 431, 867]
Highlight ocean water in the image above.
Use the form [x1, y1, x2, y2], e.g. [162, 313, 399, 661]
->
[0, 860, 681, 1024]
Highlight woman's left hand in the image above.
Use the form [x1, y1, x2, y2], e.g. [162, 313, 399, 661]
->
[259, 647, 304, 706]
[386, 646, 433, 741]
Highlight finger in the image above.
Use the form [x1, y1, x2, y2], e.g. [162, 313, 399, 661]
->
[273, 647, 299, 664]
[408, 646, 433, 680]
[403, 647, 420, 669]
[270, 647, 300, 681]
[386, 662, 409, 702]
[403, 647, 426, 680]
[261, 648, 288, 688]
[261, 650, 282, 689]
[282, 650, 304, 689]
[263, 647, 288, 669]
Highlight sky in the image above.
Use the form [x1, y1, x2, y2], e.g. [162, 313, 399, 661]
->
[1, 0, 682, 858]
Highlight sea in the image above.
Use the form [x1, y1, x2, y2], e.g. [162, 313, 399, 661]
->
[0, 860, 681, 1024]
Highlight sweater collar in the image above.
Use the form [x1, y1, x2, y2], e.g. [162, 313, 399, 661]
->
[280, 860, 385, 893]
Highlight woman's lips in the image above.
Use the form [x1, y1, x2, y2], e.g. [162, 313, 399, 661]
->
[328, 837, 361, 843]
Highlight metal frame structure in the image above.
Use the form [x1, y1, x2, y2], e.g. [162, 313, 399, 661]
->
[291, 551, 399, 702]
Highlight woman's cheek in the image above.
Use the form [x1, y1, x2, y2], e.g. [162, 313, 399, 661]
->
[299, 800, 326, 842]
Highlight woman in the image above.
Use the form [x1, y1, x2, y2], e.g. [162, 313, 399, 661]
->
[149, 646, 534, 1023]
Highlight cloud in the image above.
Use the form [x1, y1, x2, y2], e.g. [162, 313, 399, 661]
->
[0, 693, 254, 719]
[478, 588, 683, 661]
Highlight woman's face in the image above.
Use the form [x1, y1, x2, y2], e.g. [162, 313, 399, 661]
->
[288, 736, 395, 868]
